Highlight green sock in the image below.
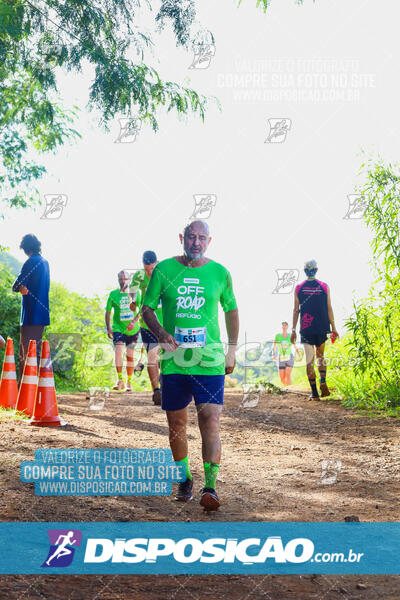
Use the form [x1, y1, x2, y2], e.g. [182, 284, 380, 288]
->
[117, 372, 123, 381]
[204, 462, 219, 489]
[181, 456, 192, 481]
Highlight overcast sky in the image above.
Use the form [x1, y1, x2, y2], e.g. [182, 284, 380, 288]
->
[3, 0, 399, 344]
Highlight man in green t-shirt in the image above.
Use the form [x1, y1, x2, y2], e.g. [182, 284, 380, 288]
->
[105, 270, 142, 392]
[130, 251, 163, 405]
[272, 321, 299, 386]
[142, 220, 239, 511]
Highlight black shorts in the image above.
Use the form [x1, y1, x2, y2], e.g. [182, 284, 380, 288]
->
[113, 331, 139, 347]
[300, 332, 328, 347]
[140, 327, 159, 352]
[279, 356, 294, 369]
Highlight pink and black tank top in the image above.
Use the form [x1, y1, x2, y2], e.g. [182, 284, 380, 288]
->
[295, 279, 330, 334]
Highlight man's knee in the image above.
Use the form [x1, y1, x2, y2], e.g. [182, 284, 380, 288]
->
[198, 408, 220, 433]
[147, 346, 159, 366]
[167, 411, 187, 431]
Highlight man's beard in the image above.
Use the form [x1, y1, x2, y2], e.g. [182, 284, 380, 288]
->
[185, 247, 204, 261]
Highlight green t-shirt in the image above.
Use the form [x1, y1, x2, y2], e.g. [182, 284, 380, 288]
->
[274, 333, 293, 361]
[106, 288, 142, 335]
[143, 257, 237, 375]
[130, 269, 163, 330]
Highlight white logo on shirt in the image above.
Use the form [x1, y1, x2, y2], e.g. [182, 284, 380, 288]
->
[176, 284, 205, 312]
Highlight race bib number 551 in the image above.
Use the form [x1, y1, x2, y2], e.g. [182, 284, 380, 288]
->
[174, 326, 207, 348]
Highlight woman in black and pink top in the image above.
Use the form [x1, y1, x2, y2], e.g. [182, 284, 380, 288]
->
[290, 259, 339, 400]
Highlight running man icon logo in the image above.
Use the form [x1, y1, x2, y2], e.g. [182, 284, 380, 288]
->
[115, 117, 141, 143]
[272, 269, 299, 294]
[265, 118, 292, 143]
[87, 387, 110, 410]
[41, 529, 82, 568]
[240, 384, 261, 409]
[41, 194, 68, 220]
[190, 194, 217, 220]
[320, 459, 342, 486]
[343, 194, 368, 220]
[188, 42, 216, 70]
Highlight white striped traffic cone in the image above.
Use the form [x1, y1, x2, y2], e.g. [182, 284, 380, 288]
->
[29, 340, 67, 426]
[15, 339, 38, 417]
[0, 338, 18, 409]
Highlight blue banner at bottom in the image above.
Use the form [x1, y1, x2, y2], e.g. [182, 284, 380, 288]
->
[0, 522, 398, 574]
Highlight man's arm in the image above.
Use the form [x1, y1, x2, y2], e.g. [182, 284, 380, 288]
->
[225, 308, 239, 375]
[327, 286, 338, 337]
[105, 311, 113, 339]
[141, 305, 178, 352]
[291, 290, 300, 343]
[12, 260, 30, 293]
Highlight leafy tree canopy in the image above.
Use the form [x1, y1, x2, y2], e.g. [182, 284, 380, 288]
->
[0, 0, 304, 215]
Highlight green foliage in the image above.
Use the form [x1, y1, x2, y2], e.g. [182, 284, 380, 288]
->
[0, 0, 212, 215]
[254, 377, 283, 394]
[332, 158, 400, 411]
[0, 407, 27, 421]
[0, 262, 21, 369]
[0, 251, 22, 275]
[156, 0, 196, 47]
[0, 0, 310, 216]
[239, 0, 307, 11]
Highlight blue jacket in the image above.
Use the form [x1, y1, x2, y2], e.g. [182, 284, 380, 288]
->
[12, 254, 50, 326]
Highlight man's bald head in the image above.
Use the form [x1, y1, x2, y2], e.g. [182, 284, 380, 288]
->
[183, 220, 210, 238]
[180, 220, 211, 262]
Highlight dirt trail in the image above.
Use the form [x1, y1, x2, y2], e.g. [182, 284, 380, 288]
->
[1, 390, 400, 598]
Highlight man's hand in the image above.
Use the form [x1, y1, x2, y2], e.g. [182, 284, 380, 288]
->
[126, 315, 140, 331]
[290, 330, 297, 344]
[129, 301, 137, 311]
[331, 328, 339, 341]
[107, 329, 113, 340]
[19, 285, 29, 295]
[158, 329, 179, 352]
[225, 347, 236, 375]
[0, 335, 5, 349]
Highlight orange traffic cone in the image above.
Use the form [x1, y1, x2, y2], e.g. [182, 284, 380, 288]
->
[15, 340, 38, 417]
[0, 338, 18, 409]
[29, 340, 67, 427]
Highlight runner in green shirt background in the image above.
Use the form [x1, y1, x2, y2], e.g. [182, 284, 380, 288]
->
[105, 270, 142, 392]
[273, 321, 300, 386]
[130, 251, 163, 405]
